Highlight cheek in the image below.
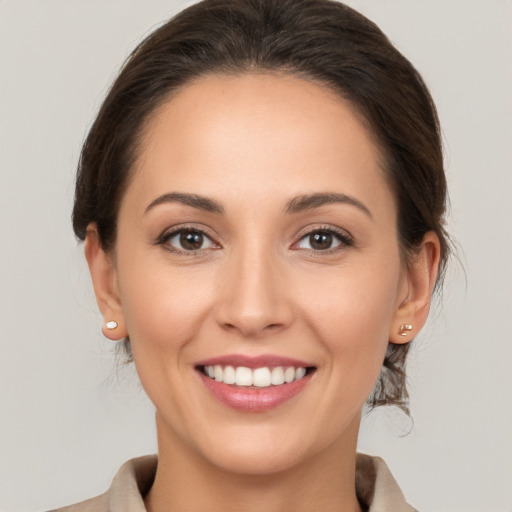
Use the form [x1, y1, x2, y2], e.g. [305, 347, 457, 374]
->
[117, 261, 217, 355]
[297, 256, 402, 370]
[116, 263, 219, 419]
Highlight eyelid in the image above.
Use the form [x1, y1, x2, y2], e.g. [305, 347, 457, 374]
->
[156, 224, 222, 253]
[291, 225, 354, 252]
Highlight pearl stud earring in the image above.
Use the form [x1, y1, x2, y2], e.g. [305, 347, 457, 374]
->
[106, 320, 118, 330]
[398, 324, 413, 336]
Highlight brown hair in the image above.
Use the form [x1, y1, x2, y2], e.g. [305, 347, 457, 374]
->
[73, 0, 449, 413]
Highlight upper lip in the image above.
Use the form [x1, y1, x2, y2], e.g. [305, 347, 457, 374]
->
[195, 354, 314, 369]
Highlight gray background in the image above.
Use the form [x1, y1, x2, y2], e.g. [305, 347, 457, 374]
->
[1, 1, 511, 511]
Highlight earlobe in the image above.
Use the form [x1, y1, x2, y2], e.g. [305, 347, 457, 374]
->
[84, 224, 127, 341]
[389, 231, 441, 344]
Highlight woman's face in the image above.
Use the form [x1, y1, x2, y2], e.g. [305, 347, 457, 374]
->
[95, 73, 417, 474]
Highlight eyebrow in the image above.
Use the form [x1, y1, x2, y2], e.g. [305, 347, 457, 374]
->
[285, 193, 373, 218]
[144, 192, 224, 215]
[144, 191, 372, 218]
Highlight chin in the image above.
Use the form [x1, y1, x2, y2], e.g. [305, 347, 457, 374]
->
[188, 415, 357, 477]
[202, 438, 311, 476]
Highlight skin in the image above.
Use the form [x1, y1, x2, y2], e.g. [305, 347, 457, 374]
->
[86, 73, 440, 512]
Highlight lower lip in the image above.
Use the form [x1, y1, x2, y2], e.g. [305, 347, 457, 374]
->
[199, 371, 313, 413]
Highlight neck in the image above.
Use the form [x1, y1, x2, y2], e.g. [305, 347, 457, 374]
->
[145, 414, 363, 512]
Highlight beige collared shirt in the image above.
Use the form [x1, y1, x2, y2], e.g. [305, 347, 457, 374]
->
[51, 453, 417, 511]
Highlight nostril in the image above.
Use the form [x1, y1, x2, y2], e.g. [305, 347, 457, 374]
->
[220, 320, 285, 337]
[215, 294, 294, 336]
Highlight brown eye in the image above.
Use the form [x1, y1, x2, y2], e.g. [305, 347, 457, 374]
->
[165, 229, 215, 251]
[310, 232, 333, 250]
[180, 231, 204, 250]
[295, 229, 347, 251]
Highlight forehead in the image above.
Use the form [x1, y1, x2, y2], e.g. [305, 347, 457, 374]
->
[127, 72, 394, 216]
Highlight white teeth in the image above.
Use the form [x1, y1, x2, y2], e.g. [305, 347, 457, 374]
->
[223, 365, 236, 384]
[295, 367, 306, 380]
[284, 367, 295, 383]
[235, 366, 253, 386]
[253, 367, 272, 387]
[203, 365, 309, 387]
[271, 367, 285, 385]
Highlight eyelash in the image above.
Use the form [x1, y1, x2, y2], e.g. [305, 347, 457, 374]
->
[292, 225, 354, 254]
[156, 225, 354, 255]
[156, 225, 219, 256]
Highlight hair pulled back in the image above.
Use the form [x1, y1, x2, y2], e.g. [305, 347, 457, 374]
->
[73, 0, 449, 413]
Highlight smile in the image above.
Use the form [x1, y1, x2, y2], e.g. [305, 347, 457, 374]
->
[195, 356, 316, 412]
[201, 365, 309, 388]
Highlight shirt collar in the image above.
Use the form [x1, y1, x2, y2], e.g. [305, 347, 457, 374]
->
[106, 453, 416, 511]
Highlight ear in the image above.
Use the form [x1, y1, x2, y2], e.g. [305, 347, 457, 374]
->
[389, 231, 441, 344]
[84, 224, 127, 341]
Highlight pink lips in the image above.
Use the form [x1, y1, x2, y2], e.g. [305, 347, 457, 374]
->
[196, 354, 312, 369]
[196, 354, 315, 413]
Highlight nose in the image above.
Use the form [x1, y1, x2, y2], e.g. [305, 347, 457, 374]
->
[214, 247, 294, 338]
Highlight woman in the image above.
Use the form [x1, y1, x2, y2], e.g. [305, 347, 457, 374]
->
[54, 0, 447, 510]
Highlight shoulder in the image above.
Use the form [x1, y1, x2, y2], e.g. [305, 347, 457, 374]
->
[49, 454, 414, 512]
[49, 493, 109, 512]
[49, 455, 157, 512]
[356, 453, 418, 512]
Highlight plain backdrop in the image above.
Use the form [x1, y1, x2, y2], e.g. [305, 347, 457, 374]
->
[1, 1, 511, 511]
